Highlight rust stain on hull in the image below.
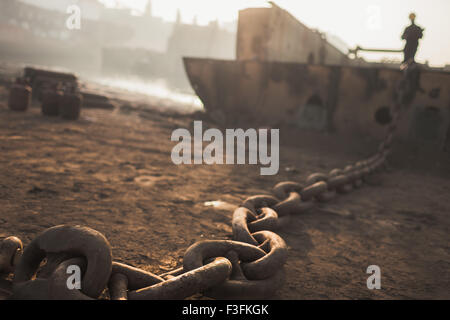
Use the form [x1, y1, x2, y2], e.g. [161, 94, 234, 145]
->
[184, 57, 450, 148]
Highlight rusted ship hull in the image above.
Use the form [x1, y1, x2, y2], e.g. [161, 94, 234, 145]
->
[184, 57, 450, 149]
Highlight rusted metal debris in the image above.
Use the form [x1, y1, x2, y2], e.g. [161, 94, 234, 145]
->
[8, 79, 31, 112]
[8, 67, 115, 117]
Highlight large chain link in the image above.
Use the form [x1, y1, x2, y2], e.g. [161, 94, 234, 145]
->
[0, 63, 420, 300]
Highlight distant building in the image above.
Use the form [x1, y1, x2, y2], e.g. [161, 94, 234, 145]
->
[163, 18, 236, 89]
[100, 4, 174, 52]
[167, 19, 235, 60]
[19, 0, 103, 20]
[102, 12, 236, 90]
[1, 0, 238, 89]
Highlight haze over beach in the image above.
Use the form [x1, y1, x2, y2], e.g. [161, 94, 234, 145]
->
[92, 0, 450, 67]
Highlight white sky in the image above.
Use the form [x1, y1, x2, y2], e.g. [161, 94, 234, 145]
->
[100, 0, 450, 66]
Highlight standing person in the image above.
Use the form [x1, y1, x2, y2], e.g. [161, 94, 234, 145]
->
[401, 13, 424, 63]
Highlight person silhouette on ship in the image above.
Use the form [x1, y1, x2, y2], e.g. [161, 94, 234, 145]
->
[401, 13, 424, 63]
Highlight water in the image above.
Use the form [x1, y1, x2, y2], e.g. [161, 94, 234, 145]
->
[87, 76, 204, 113]
[1, 60, 204, 113]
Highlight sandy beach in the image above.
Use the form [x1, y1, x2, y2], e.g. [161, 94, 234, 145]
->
[0, 74, 449, 300]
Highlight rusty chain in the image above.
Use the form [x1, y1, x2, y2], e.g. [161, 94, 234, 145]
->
[0, 63, 420, 300]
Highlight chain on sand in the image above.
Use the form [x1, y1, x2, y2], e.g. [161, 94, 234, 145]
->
[0, 63, 421, 300]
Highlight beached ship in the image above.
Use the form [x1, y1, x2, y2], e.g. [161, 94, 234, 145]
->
[184, 3, 450, 151]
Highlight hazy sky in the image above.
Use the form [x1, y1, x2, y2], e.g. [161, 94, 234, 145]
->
[103, 0, 450, 66]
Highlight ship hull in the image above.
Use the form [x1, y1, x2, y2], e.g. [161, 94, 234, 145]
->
[184, 57, 450, 149]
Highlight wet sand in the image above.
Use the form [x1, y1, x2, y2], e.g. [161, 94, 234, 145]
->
[0, 82, 449, 300]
